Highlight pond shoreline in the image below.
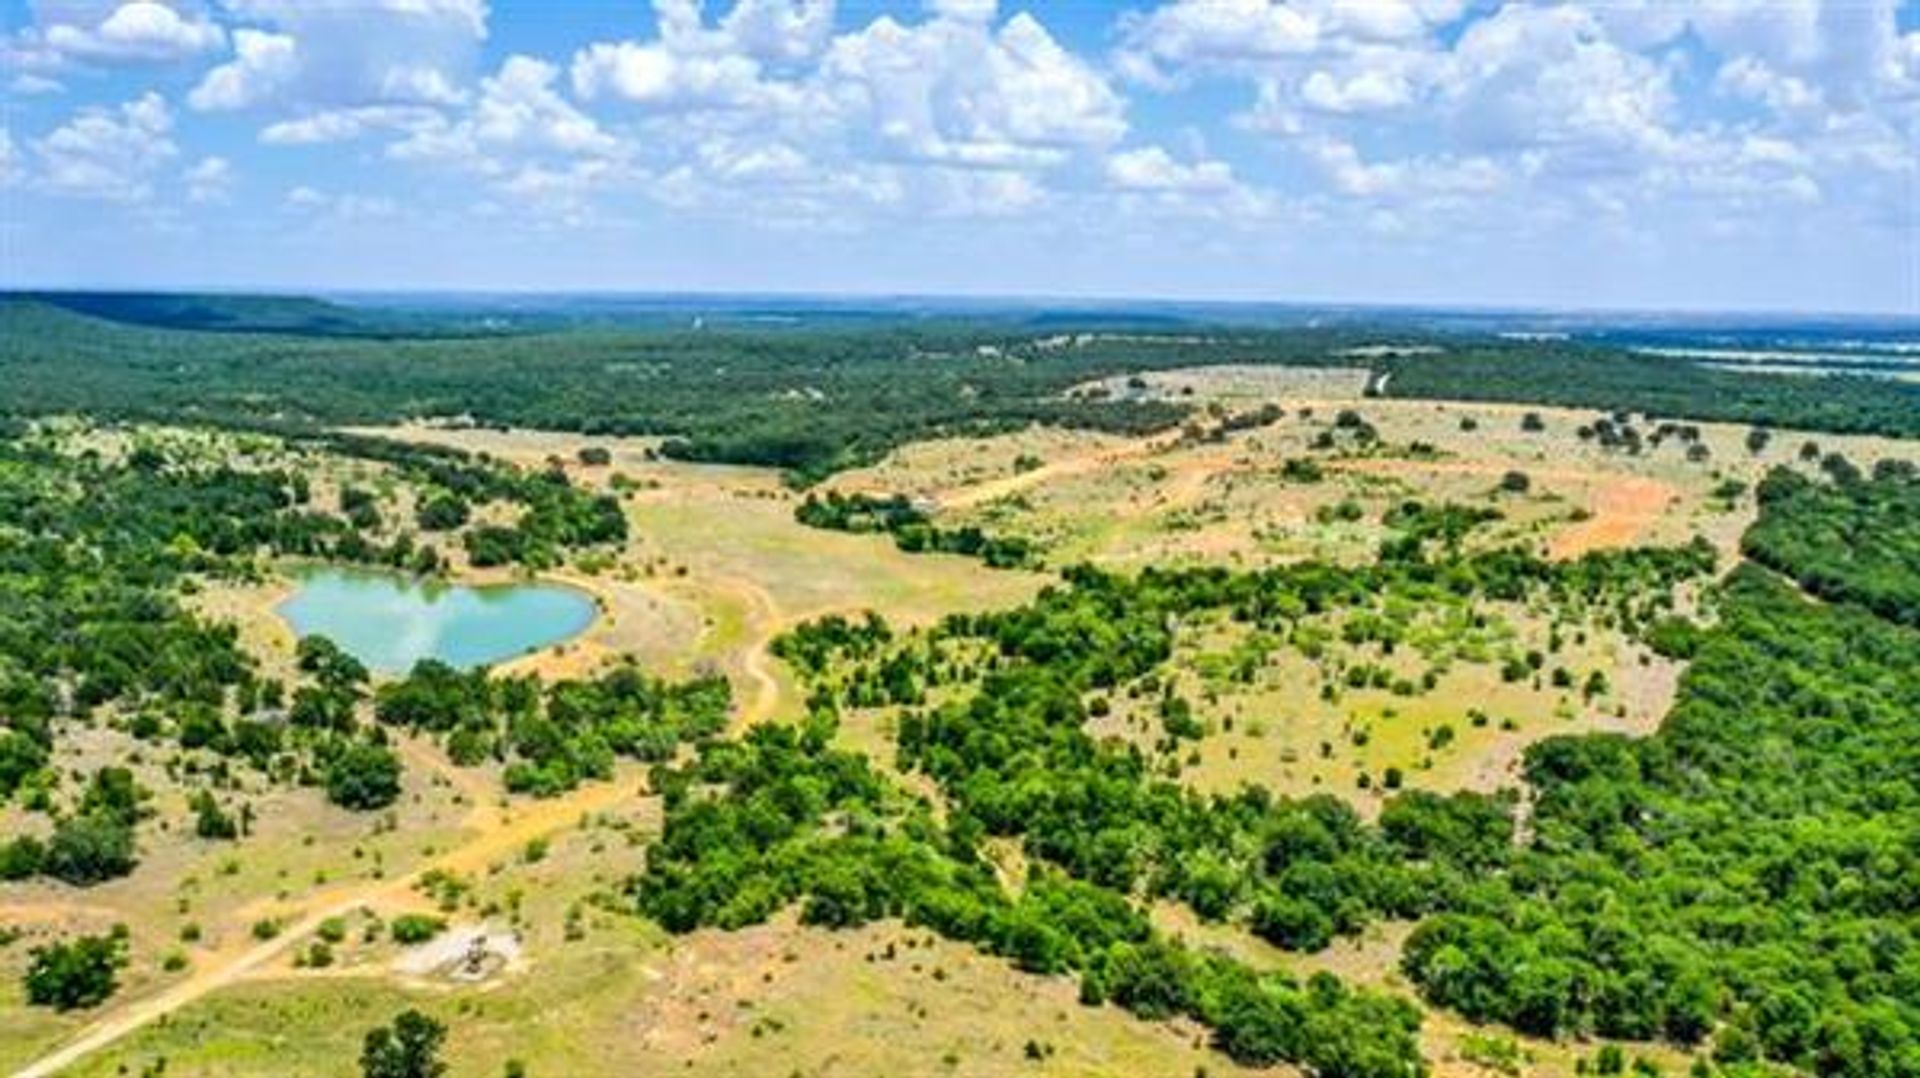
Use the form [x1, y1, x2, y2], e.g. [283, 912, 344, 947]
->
[277, 565, 600, 674]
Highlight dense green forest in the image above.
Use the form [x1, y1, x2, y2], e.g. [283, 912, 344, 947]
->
[1380, 346, 1920, 441]
[1404, 562, 1919, 1072]
[1743, 461, 1920, 625]
[0, 301, 1234, 482]
[8, 292, 446, 338]
[8, 298, 1915, 484]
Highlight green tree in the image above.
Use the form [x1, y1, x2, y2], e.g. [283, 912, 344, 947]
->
[42, 812, 138, 885]
[361, 1009, 449, 1078]
[24, 930, 128, 1010]
[326, 742, 402, 810]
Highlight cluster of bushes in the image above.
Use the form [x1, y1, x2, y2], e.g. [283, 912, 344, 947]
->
[460, 472, 627, 570]
[374, 659, 730, 796]
[769, 612, 892, 678]
[1, 768, 146, 885]
[1378, 501, 1503, 559]
[326, 430, 626, 569]
[796, 492, 1037, 569]
[24, 926, 129, 1010]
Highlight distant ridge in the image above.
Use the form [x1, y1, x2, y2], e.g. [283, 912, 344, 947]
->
[3, 291, 475, 338]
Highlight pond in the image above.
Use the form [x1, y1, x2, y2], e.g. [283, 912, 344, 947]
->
[277, 568, 597, 673]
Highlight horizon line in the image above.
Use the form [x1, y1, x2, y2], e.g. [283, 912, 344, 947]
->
[3, 284, 1917, 324]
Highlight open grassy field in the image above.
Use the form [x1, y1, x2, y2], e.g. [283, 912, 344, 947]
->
[1082, 601, 1683, 810]
[56, 913, 1274, 1078]
[828, 367, 1915, 576]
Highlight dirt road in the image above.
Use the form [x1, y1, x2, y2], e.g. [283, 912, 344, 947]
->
[933, 433, 1177, 510]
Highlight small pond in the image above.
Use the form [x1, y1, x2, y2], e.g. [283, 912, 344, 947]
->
[277, 568, 597, 673]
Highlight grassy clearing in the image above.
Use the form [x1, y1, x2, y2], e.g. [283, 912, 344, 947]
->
[832, 397, 1910, 576]
[1090, 599, 1680, 809]
[69, 914, 1273, 1078]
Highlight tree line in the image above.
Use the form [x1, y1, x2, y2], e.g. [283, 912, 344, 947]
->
[796, 492, 1038, 569]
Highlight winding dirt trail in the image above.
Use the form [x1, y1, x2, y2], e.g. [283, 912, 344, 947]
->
[706, 572, 879, 731]
[714, 573, 786, 728]
[934, 433, 1176, 510]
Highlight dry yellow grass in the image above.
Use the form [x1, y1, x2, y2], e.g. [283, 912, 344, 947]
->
[56, 914, 1281, 1078]
[830, 396, 1908, 574]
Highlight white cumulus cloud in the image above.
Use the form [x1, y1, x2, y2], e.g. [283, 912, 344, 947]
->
[182, 153, 231, 202]
[395, 55, 620, 166]
[188, 29, 296, 111]
[33, 90, 177, 201]
[42, 1, 224, 62]
[190, 0, 487, 114]
[1107, 145, 1235, 192]
[820, 9, 1126, 168]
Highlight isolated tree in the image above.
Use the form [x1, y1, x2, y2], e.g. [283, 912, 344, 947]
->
[326, 742, 402, 810]
[42, 812, 138, 885]
[1499, 471, 1532, 494]
[77, 766, 147, 823]
[0, 835, 47, 879]
[191, 790, 239, 840]
[24, 929, 128, 1010]
[361, 1009, 448, 1078]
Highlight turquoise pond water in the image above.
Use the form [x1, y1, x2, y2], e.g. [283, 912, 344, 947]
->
[277, 568, 597, 673]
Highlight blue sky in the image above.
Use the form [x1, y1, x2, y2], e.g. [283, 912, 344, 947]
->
[3, 1, 1916, 313]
